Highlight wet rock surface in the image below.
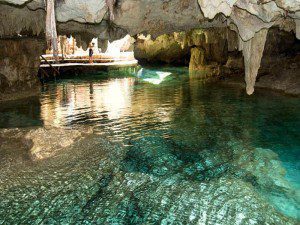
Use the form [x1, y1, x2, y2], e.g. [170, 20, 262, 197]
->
[222, 61, 300, 96]
[256, 72, 300, 96]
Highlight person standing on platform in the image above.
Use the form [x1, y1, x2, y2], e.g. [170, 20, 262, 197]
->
[89, 44, 94, 64]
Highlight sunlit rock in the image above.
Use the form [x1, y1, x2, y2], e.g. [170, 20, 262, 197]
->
[142, 71, 172, 85]
[197, 0, 237, 19]
[134, 34, 190, 65]
[56, 0, 107, 23]
[189, 47, 207, 71]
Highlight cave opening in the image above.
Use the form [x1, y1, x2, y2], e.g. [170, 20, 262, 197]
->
[38, 34, 137, 80]
[38, 26, 300, 96]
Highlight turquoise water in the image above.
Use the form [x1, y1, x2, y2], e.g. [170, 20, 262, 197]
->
[0, 67, 299, 224]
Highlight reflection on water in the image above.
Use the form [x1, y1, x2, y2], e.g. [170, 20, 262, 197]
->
[39, 68, 187, 140]
[41, 78, 135, 126]
[138, 68, 172, 84]
[0, 67, 299, 223]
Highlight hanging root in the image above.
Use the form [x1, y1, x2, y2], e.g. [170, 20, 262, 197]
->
[105, 0, 116, 21]
[45, 0, 59, 62]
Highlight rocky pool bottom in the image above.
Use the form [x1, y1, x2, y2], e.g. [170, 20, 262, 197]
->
[0, 127, 299, 225]
[0, 67, 299, 224]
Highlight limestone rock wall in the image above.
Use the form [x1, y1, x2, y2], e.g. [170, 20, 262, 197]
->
[134, 34, 190, 65]
[196, 0, 299, 94]
[189, 47, 206, 71]
[0, 38, 45, 97]
[0, 0, 299, 95]
[187, 28, 228, 76]
[135, 28, 229, 69]
[136, 26, 299, 96]
[1, 0, 298, 41]
[0, 4, 45, 38]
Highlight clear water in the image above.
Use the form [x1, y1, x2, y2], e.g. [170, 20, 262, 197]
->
[0, 67, 299, 224]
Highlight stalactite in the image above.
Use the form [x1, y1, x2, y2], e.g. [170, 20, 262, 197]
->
[242, 29, 268, 95]
[105, 0, 116, 21]
[98, 39, 108, 53]
[45, 0, 59, 62]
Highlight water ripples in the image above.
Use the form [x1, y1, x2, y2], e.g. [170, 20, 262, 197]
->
[0, 67, 299, 222]
[39, 76, 180, 142]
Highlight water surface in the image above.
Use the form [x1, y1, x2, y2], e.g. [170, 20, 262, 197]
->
[0, 67, 299, 224]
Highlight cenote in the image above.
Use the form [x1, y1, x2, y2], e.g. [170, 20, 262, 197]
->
[1, 0, 300, 224]
[0, 67, 299, 224]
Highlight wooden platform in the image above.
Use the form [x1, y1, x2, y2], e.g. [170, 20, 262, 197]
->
[40, 59, 138, 69]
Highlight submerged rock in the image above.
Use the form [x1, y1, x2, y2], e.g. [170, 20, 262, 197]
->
[79, 172, 296, 224]
[121, 130, 300, 220]
[0, 131, 125, 224]
[0, 128, 32, 171]
[0, 126, 298, 224]
[25, 126, 92, 160]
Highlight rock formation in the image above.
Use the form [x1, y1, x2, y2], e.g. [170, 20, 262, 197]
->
[26, 127, 83, 160]
[0, 127, 299, 223]
[0, 38, 45, 100]
[106, 0, 116, 21]
[134, 34, 190, 65]
[45, 0, 59, 61]
[0, 0, 299, 95]
[187, 28, 228, 76]
[242, 29, 268, 95]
